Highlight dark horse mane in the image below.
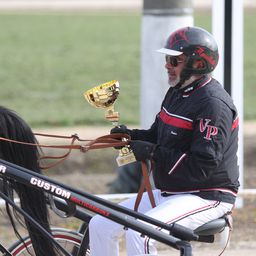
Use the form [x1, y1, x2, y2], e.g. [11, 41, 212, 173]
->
[0, 106, 57, 256]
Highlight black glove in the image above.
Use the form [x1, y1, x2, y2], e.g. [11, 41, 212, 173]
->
[110, 124, 131, 136]
[110, 125, 131, 149]
[130, 140, 157, 161]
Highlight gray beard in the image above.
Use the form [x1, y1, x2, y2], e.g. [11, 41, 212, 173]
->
[168, 76, 180, 88]
[169, 75, 199, 89]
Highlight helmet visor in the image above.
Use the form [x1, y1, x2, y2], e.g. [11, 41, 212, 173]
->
[157, 48, 183, 56]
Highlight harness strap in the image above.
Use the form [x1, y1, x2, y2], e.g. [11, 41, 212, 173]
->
[39, 134, 78, 169]
[134, 161, 156, 211]
[0, 133, 129, 149]
[1, 132, 155, 210]
[0, 133, 130, 170]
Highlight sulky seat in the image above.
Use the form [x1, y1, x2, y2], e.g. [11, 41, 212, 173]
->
[194, 214, 232, 243]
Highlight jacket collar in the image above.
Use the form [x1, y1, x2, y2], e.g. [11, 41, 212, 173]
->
[179, 75, 212, 98]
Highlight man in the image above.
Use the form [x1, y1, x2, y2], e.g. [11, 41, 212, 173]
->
[89, 26, 240, 256]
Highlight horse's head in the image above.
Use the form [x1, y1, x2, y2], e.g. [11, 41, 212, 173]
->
[0, 106, 40, 172]
[0, 106, 57, 256]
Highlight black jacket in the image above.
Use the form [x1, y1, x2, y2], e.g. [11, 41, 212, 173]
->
[131, 75, 239, 204]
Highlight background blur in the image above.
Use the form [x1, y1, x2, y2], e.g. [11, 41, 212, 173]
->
[0, 0, 255, 127]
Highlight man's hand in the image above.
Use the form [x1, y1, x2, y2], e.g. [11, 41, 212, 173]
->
[130, 140, 157, 161]
[110, 124, 131, 136]
[110, 125, 131, 149]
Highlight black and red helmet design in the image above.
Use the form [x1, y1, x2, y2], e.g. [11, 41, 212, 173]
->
[157, 26, 219, 74]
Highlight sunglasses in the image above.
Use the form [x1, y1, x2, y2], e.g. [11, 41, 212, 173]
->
[165, 56, 183, 67]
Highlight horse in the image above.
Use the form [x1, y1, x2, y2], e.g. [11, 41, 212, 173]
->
[0, 106, 57, 256]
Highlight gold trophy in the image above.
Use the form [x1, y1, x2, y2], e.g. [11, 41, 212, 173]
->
[84, 80, 136, 166]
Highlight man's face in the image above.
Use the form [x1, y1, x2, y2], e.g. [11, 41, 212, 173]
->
[165, 54, 187, 87]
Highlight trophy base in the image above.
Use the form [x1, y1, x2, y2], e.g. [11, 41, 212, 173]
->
[116, 152, 136, 166]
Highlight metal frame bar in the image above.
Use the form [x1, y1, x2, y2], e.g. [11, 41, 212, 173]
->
[0, 159, 196, 255]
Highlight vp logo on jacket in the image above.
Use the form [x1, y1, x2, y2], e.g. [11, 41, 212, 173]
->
[199, 119, 218, 140]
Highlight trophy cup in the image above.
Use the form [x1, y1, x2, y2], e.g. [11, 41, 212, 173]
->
[84, 80, 136, 166]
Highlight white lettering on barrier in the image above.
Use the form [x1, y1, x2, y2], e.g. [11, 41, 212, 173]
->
[30, 177, 71, 199]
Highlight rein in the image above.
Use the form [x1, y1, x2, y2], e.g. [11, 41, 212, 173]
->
[0, 132, 156, 210]
[0, 133, 130, 169]
[134, 161, 156, 211]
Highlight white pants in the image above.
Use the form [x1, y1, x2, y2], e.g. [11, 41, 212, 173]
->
[89, 190, 233, 256]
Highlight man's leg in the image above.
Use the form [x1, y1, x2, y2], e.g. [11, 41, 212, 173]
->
[89, 191, 159, 256]
[125, 193, 233, 256]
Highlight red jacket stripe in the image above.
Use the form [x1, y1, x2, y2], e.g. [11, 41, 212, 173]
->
[159, 110, 193, 130]
[232, 117, 239, 130]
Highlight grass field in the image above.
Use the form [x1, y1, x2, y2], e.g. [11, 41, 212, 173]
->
[0, 9, 255, 127]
